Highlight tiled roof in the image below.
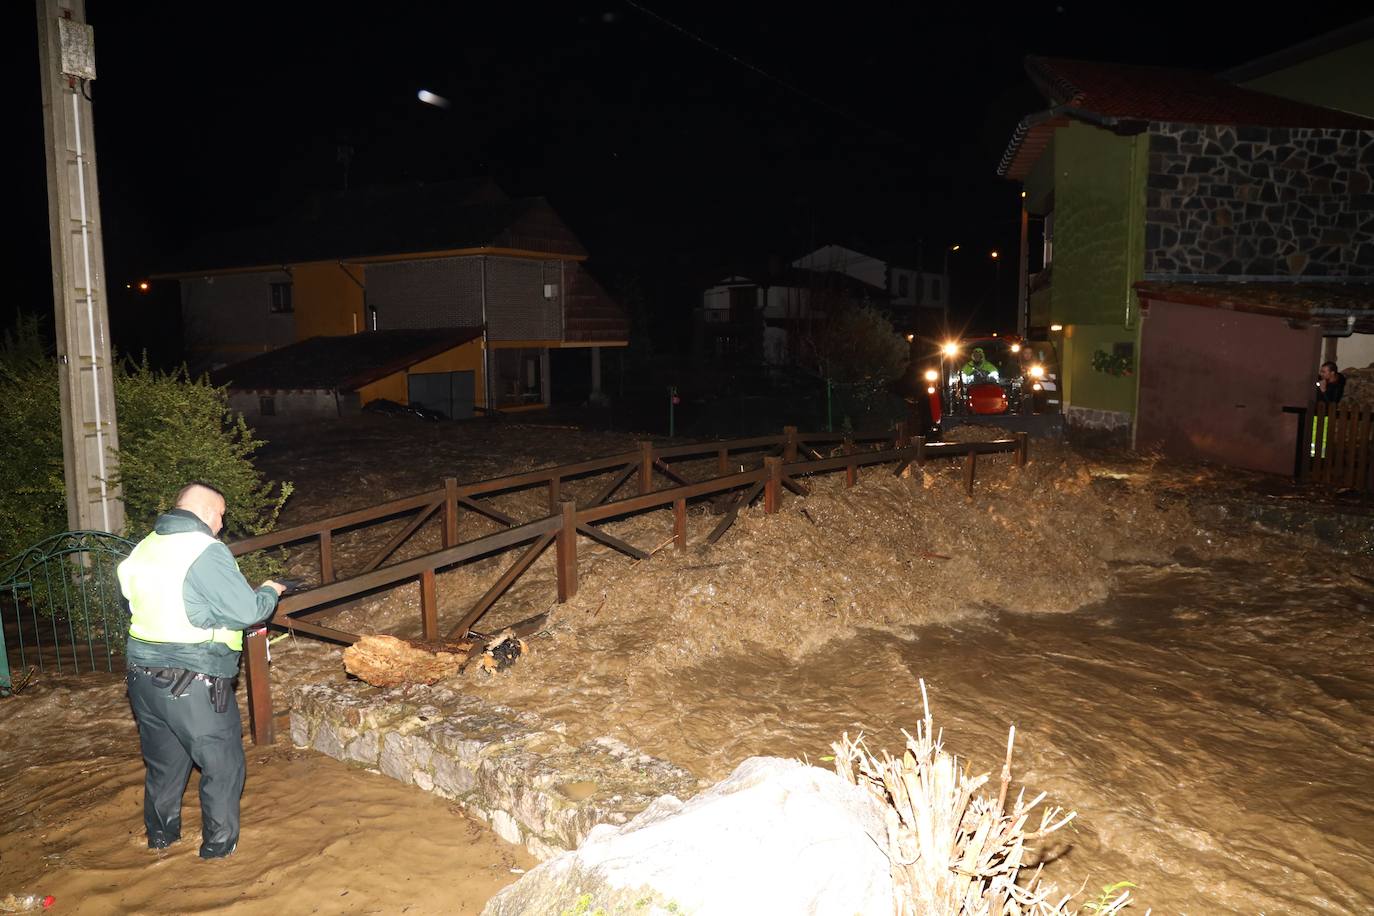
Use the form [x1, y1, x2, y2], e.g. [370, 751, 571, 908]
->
[160, 180, 587, 274]
[209, 328, 483, 391]
[1000, 56, 1374, 179]
[1135, 280, 1374, 332]
[1028, 57, 1374, 129]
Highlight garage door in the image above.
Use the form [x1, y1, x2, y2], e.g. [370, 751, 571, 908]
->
[408, 371, 475, 420]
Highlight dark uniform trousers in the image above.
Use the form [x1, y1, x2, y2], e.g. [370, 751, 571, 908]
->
[126, 667, 244, 857]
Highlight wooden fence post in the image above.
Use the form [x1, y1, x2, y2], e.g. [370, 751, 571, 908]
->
[319, 529, 335, 583]
[783, 426, 798, 461]
[764, 457, 782, 514]
[915, 435, 927, 467]
[844, 438, 856, 488]
[895, 420, 910, 449]
[556, 499, 579, 601]
[674, 498, 687, 551]
[964, 449, 977, 497]
[420, 569, 438, 640]
[244, 628, 274, 745]
[1015, 432, 1029, 468]
[717, 447, 729, 476]
[638, 441, 655, 495]
[443, 477, 459, 547]
[548, 475, 561, 514]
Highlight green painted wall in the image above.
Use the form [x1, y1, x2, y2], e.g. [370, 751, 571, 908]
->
[1239, 39, 1374, 120]
[1058, 323, 1139, 414]
[1041, 122, 1147, 415]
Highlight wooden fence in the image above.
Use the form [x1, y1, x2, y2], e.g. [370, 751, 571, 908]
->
[233, 425, 1028, 743]
[1288, 402, 1374, 494]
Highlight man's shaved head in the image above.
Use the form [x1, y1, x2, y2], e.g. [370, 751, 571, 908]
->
[175, 482, 226, 536]
[175, 481, 224, 507]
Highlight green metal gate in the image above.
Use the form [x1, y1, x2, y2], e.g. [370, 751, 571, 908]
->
[0, 531, 134, 693]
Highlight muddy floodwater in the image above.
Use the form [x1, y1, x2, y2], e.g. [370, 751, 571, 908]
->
[4, 418, 1371, 913]
[449, 552, 1374, 913]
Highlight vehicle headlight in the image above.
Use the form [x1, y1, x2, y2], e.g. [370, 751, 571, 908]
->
[923, 369, 938, 382]
[1010, 343, 1021, 354]
[1032, 382, 1043, 391]
[926, 386, 936, 395]
[942, 342, 959, 357]
[1029, 364, 1045, 379]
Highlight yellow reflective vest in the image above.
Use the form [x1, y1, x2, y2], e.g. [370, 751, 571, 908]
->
[119, 531, 243, 651]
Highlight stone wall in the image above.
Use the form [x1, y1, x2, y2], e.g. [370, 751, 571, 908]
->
[1063, 405, 1132, 448]
[1145, 123, 1374, 277]
[290, 684, 703, 861]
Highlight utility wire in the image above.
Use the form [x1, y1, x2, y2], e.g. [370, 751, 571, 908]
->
[620, 0, 906, 145]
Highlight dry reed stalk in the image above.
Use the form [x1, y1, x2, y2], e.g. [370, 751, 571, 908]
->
[831, 680, 1133, 916]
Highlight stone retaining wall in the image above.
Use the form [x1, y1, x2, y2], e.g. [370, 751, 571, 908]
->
[290, 683, 704, 860]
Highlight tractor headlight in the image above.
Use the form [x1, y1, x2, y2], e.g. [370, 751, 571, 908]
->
[926, 386, 936, 395]
[924, 369, 938, 382]
[1010, 343, 1021, 354]
[1029, 364, 1045, 379]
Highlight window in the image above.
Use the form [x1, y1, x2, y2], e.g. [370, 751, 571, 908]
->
[1042, 211, 1055, 268]
[259, 396, 276, 416]
[270, 281, 293, 314]
[897, 274, 909, 298]
[929, 277, 942, 302]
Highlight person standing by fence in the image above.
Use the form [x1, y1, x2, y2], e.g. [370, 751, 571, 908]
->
[1318, 361, 1346, 404]
[1312, 361, 1346, 457]
[117, 482, 285, 859]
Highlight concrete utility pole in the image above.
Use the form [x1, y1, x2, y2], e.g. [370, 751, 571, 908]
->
[36, 0, 125, 534]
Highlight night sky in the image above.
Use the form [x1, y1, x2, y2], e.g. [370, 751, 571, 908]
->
[13, 2, 1365, 363]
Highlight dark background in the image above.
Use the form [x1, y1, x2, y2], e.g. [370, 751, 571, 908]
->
[11, 2, 1364, 367]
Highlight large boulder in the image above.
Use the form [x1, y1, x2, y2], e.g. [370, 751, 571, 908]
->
[482, 756, 895, 916]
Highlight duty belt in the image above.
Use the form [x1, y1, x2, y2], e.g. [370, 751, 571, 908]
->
[133, 665, 233, 713]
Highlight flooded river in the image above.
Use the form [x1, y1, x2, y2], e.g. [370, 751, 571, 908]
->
[472, 552, 1374, 913]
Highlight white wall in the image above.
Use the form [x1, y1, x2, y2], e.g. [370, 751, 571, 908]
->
[228, 389, 353, 424]
[791, 245, 886, 290]
[1334, 332, 1374, 371]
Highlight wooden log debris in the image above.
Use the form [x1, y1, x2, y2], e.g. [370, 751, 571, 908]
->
[342, 634, 472, 687]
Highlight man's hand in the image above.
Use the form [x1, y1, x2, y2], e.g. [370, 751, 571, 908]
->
[263, 579, 287, 596]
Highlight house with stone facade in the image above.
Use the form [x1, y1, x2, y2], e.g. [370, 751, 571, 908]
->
[156, 178, 627, 421]
[1000, 45, 1374, 473]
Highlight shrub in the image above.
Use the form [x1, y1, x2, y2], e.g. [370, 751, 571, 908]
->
[0, 316, 67, 559]
[0, 316, 292, 573]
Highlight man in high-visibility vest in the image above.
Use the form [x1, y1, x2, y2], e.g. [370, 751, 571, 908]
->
[118, 481, 284, 859]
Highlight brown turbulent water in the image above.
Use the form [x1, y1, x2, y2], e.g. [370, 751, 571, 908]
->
[648, 556, 1374, 914]
[252, 420, 1374, 913]
[15, 419, 1358, 913]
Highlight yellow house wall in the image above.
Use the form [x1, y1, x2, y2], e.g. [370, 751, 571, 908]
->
[355, 339, 485, 407]
[292, 261, 366, 340]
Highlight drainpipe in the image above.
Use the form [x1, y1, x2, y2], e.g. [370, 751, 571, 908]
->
[1312, 312, 1359, 338]
[1016, 197, 1029, 338]
[337, 261, 366, 334]
[480, 256, 491, 411]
